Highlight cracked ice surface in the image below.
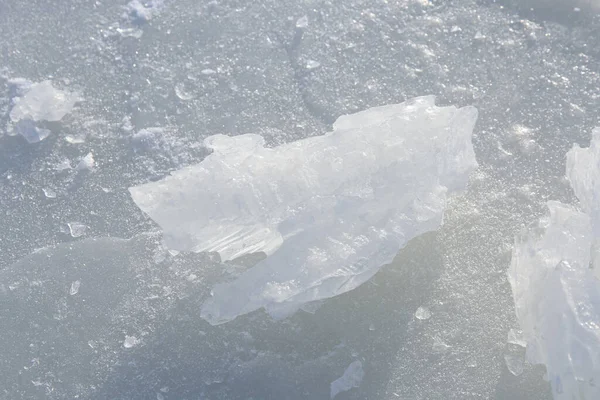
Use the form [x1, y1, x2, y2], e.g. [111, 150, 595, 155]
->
[130, 96, 478, 324]
[510, 128, 600, 400]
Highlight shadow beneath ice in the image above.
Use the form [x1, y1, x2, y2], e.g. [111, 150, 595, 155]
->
[88, 233, 444, 400]
[495, 362, 552, 400]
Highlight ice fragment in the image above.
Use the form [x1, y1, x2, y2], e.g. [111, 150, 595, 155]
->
[509, 127, 600, 400]
[67, 223, 87, 238]
[504, 353, 525, 376]
[296, 15, 309, 29]
[130, 96, 478, 325]
[76, 153, 95, 171]
[415, 306, 432, 320]
[330, 361, 364, 399]
[69, 281, 81, 296]
[9, 80, 78, 123]
[123, 335, 140, 348]
[306, 60, 321, 70]
[42, 188, 57, 199]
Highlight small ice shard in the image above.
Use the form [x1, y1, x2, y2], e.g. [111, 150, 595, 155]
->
[123, 335, 140, 348]
[174, 81, 194, 100]
[504, 353, 525, 376]
[67, 223, 87, 238]
[9, 80, 79, 123]
[432, 336, 451, 354]
[296, 15, 309, 29]
[76, 153, 95, 171]
[42, 188, 57, 199]
[12, 119, 52, 144]
[130, 96, 478, 325]
[415, 306, 432, 320]
[507, 328, 526, 348]
[509, 127, 600, 400]
[306, 60, 321, 70]
[200, 69, 217, 76]
[69, 280, 81, 296]
[65, 135, 85, 144]
[330, 361, 364, 399]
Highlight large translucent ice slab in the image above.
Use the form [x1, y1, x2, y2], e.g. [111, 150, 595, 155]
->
[130, 96, 479, 324]
[510, 128, 600, 400]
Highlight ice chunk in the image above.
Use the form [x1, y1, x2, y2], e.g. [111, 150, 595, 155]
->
[76, 152, 95, 171]
[42, 188, 57, 199]
[13, 119, 52, 143]
[296, 15, 309, 29]
[7, 80, 79, 143]
[130, 96, 478, 324]
[504, 352, 524, 377]
[69, 280, 81, 296]
[67, 222, 87, 238]
[123, 335, 140, 348]
[306, 60, 321, 70]
[509, 128, 600, 400]
[9, 80, 79, 123]
[330, 361, 364, 399]
[415, 306, 432, 320]
[507, 328, 526, 348]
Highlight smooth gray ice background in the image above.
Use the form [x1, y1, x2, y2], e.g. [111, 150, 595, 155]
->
[1, 0, 599, 399]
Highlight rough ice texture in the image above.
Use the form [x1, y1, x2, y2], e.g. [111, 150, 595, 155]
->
[130, 96, 478, 325]
[509, 128, 600, 400]
[7, 80, 79, 143]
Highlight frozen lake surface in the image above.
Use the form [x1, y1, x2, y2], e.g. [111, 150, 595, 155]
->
[1, 0, 599, 399]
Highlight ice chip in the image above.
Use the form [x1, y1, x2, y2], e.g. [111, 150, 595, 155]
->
[296, 15, 309, 29]
[123, 335, 140, 348]
[504, 353, 524, 376]
[69, 280, 81, 296]
[67, 223, 87, 238]
[415, 306, 432, 320]
[306, 60, 321, 70]
[130, 96, 479, 325]
[507, 328, 526, 348]
[42, 188, 57, 199]
[76, 153, 95, 171]
[330, 361, 364, 399]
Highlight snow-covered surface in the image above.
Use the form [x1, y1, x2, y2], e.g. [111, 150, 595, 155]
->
[1, 0, 600, 398]
[130, 96, 478, 324]
[510, 129, 600, 399]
